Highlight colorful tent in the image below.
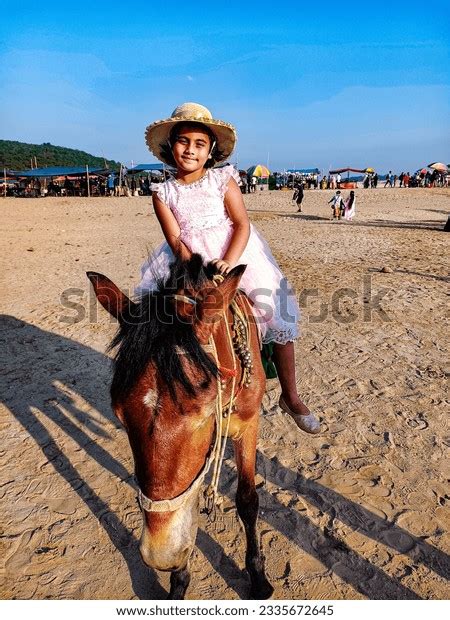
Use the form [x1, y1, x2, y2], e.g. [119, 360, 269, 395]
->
[247, 164, 270, 178]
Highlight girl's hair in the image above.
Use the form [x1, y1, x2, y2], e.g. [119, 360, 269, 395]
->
[159, 121, 225, 169]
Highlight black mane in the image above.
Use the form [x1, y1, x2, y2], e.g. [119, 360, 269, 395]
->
[110, 254, 219, 404]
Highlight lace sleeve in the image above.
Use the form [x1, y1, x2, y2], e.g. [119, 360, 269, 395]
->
[151, 182, 167, 203]
[214, 165, 241, 197]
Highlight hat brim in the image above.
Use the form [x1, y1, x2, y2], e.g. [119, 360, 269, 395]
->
[145, 117, 236, 166]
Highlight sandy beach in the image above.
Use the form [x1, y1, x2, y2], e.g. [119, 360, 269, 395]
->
[1, 187, 449, 600]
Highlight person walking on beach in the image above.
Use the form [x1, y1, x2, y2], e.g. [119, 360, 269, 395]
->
[328, 190, 344, 220]
[139, 102, 320, 434]
[373, 172, 379, 188]
[107, 173, 115, 196]
[344, 190, 356, 221]
[384, 171, 393, 187]
[292, 181, 304, 212]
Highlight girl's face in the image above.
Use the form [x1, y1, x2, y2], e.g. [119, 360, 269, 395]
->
[171, 127, 212, 173]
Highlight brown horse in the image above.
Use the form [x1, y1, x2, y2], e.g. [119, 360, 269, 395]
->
[87, 254, 273, 599]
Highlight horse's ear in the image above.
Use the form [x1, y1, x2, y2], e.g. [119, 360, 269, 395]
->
[195, 264, 247, 342]
[87, 271, 134, 320]
[215, 264, 247, 301]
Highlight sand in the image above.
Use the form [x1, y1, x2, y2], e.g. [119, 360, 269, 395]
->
[1, 187, 449, 600]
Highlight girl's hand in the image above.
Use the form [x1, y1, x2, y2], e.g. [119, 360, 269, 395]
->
[210, 258, 231, 275]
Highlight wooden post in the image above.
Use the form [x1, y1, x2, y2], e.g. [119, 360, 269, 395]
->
[86, 165, 90, 198]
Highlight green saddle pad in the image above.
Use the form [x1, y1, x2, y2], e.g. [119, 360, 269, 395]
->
[261, 343, 278, 379]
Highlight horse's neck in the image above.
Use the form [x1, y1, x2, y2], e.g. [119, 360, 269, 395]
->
[234, 290, 262, 350]
[215, 303, 238, 370]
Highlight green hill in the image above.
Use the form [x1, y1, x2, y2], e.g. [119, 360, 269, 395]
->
[0, 140, 120, 170]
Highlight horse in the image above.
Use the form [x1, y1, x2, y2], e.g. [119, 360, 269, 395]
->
[87, 254, 274, 600]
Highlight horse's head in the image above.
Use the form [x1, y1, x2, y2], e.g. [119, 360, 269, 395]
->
[87, 256, 245, 571]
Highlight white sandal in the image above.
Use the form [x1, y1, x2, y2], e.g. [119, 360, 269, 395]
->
[279, 396, 321, 434]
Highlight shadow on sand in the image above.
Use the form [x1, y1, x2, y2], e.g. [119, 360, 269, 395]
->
[2, 315, 448, 599]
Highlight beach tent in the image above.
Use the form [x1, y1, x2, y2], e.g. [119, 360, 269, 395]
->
[287, 168, 320, 174]
[329, 167, 368, 174]
[127, 164, 165, 173]
[8, 166, 108, 178]
[329, 167, 374, 186]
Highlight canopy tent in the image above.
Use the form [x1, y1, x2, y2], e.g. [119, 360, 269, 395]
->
[127, 163, 165, 173]
[329, 167, 369, 174]
[8, 165, 108, 178]
[247, 164, 270, 178]
[287, 168, 320, 174]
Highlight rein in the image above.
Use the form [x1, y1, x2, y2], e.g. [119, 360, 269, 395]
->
[137, 275, 254, 516]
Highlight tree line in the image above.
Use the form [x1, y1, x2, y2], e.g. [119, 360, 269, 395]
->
[0, 140, 120, 170]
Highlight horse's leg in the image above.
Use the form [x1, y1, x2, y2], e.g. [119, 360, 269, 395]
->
[168, 561, 191, 600]
[234, 422, 274, 599]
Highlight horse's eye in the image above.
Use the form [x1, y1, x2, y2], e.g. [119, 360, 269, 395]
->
[199, 379, 210, 390]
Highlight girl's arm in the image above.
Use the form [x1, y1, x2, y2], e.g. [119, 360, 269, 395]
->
[219, 178, 250, 271]
[152, 193, 192, 261]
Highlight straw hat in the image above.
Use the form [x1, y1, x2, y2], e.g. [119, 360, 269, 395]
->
[145, 102, 236, 165]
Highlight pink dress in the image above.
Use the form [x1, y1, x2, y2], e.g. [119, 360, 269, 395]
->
[137, 165, 300, 344]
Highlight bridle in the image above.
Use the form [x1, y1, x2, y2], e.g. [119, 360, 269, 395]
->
[137, 277, 255, 515]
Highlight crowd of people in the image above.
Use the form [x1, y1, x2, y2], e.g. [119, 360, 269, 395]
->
[237, 174, 259, 193]
[3, 171, 164, 198]
[4, 165, 448, 198]
[363, 169, 448, 189]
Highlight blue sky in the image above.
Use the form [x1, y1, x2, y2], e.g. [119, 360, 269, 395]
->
[1, 1, 449, 172]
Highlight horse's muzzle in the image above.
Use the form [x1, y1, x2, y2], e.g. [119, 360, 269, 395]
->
[139, 494, 199, 572]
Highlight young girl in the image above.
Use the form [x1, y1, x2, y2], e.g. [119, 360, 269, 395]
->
[138, 102, 320, 434]
[344, 190, 356, 221]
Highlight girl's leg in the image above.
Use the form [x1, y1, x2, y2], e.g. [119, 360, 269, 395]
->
[272, 342, 310, 414]
[272, 342, 320, 433]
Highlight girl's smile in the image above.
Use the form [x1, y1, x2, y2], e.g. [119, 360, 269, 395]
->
[172, 127, 212, 182]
